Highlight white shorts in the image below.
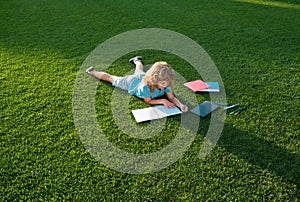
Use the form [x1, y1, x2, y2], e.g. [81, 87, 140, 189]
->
[112, 69, 145, 90]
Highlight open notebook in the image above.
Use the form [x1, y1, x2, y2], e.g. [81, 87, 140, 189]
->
[132, 105, 182, 123]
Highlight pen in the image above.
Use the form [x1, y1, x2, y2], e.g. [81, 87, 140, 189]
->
[229, 107, 242, 115]
[232, 107, 245, 115]
[183, 99, 190, 110]
[223, 103, 240, 111]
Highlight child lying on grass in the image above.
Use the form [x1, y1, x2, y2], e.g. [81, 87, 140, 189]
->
[86, 56, 188, 112]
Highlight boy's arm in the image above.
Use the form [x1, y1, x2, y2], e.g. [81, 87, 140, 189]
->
[143, 97, 176, 108]
[166, 92, 188, 112]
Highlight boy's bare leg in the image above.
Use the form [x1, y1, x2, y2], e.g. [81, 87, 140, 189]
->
[129, 56, 143, 73]
[135, 60, 144, 72]
[90, 71, 114, 83]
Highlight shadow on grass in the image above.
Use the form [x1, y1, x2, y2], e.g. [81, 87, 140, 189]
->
[218, 123, 299, 197]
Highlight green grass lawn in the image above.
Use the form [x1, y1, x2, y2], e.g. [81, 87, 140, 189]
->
[1, 0, 299, 201]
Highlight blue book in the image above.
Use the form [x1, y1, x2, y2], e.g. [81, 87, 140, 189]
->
[190, 101, 219, 117]
[199, 82, 220, 92]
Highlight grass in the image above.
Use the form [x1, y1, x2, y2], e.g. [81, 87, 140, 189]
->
[1, 0, 299, 201]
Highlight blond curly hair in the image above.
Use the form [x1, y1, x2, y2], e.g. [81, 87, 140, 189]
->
[143, 62, 176, 93]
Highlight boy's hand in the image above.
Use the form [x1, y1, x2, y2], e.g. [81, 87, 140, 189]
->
[180, 105, 189, 113]
[162, 99, 176, 108]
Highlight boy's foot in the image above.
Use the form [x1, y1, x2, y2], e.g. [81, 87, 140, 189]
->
[86, 66, 95, 74]
[129, 56, 142, 64]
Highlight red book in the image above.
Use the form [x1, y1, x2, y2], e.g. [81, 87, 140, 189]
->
[184, 80, 210, 92]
